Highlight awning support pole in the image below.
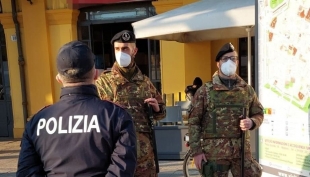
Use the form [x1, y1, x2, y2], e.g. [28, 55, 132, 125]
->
[246, 27, 252, 86]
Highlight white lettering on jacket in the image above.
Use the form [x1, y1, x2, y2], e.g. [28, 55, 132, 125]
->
[36, 115, 100, 136]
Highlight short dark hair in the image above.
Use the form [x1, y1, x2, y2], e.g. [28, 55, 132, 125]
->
[59, 69, 93, 83]
[193, 77, 203, 87]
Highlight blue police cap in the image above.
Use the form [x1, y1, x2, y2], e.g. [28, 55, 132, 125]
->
[57, 41, 95, 78]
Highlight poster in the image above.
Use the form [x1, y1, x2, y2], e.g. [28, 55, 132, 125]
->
[258, 0, 310, 176]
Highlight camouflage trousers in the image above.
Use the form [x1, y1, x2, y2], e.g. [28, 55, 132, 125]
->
[200, 157, 262, 177]
[134, 132, 158, 177]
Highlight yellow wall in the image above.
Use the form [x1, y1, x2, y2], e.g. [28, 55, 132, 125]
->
[161, 40, 221, 104]
[160, 41, 185, 105]
[184, 41, 211, 85]
[49, 23, 78, 100]
[160, 41, 213, 105]
[160, 41, 184, 94]
[47, 10, 79, 101]
[153, 0, 183, 14]
[0, 0, 79, 138]
[22, 0, 54, 115]
[152, 0, 196, 14]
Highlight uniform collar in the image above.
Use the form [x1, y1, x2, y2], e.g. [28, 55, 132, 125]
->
[212, 71, 248, 90]
[111, 62, 144, 84]
[60, 85, 99, 99]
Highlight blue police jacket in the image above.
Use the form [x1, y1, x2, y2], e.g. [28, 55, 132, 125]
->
[17, 85, 137, 177]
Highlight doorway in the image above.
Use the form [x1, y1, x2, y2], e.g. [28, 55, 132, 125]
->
[0, 24, 13, 137]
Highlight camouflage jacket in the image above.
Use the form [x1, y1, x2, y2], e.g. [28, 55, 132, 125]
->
[188, 71, 264, 159]
[95, 63, 166, 133]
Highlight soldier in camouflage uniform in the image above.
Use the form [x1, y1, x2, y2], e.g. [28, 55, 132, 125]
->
[188, 43, 264, 177]
[95, 30, 166, 177]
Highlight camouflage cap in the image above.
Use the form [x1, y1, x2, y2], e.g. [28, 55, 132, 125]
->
[110, 30, 136, 45]
[215, 42, 235, 61]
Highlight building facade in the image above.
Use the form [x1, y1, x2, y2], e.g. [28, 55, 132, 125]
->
[0, 0, 254, 138]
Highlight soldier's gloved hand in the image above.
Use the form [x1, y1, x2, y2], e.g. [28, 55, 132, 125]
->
[193, 153, 207, 170]
[144, 98, 160, 112]
[240, 117, 253, 130]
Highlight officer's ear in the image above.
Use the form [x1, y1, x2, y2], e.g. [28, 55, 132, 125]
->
[133, 47, 138, 56]
[129, 43, 138, 56]
[56, 74, 63, 84]
[94, 69, 98, 80]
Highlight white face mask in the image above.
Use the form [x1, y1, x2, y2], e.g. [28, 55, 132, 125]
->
[115, 52, 131, 67]
[220, 59, 237, 76]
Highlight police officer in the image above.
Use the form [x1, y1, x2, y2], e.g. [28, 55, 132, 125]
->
[188, 43, 264, 177]
[96, 30, 166, 177]
[17, 41, 137, 177]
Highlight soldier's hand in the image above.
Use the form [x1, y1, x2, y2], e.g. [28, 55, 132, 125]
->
[144, 98, 160, 112]
[193, 153, 207, 170]
[240, 117, 253, 130]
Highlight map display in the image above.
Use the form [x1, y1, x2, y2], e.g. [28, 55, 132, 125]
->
[258, 0, 310, 176]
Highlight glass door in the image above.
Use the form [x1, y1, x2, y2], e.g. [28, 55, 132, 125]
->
[0, 23, 13, 137]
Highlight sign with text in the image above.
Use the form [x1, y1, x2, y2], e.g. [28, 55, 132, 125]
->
[258, 0, 310, 176]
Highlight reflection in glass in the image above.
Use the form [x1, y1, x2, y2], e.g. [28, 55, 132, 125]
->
[89, 8, 148, 20]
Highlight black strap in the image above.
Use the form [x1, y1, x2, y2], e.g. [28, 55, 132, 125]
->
[148, 104, 159, 173]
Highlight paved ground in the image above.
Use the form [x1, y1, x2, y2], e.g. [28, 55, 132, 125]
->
[0, 139, 20, 177]
[0, 138, 186, 177]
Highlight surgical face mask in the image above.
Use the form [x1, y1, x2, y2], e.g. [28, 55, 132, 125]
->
[220, 59, 237, 76]
[115, 52, 132, 67]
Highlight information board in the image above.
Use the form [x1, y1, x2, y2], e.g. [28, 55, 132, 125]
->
[258, 0, 310, 176]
